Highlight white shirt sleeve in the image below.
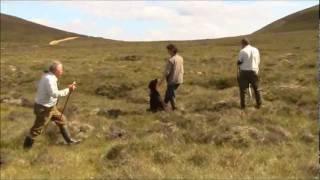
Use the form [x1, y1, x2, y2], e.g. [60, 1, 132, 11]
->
[46, 78, 69, 98]
[256, 49, 260, 66]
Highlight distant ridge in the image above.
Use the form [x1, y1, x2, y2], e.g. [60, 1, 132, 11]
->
[0, 13, 83, 43]
[254, 5, 319, 34]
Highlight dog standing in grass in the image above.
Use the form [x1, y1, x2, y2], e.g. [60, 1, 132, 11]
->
[148, 79, 166, 112]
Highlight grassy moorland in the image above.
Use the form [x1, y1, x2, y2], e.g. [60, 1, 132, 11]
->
[0, 5, 319, 179]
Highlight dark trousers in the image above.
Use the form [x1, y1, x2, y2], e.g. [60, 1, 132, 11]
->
[164, 84, 180, 109]
[238, 70, 262, 109]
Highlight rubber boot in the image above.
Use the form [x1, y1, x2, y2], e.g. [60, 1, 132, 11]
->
[23, 136, 34, 149]
[59, 125, 80, 145]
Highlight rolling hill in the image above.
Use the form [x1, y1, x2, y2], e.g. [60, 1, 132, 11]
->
[254, 5, 319, 34]
[0, 14, 84, 44]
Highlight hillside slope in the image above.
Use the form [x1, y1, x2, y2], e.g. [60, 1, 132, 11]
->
[254, 5, 319, 34]
[0, 13, 84, 44]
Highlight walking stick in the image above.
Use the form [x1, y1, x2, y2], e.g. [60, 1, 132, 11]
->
[237, 65, 240, 85]
[59, 81, 76, 121]
[248, 84, 253, 101]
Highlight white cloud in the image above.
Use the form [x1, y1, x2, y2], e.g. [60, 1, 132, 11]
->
[98, 26, 125, 40]
[38, 1, 318, 41]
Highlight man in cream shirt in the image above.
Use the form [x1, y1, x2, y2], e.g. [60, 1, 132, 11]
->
[159, 44, 184, 111]
[237, 38, 262, 109]
[23, 61, 79, 149]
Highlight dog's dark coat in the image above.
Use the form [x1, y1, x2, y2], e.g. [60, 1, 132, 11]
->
[148, 79, 166, 112]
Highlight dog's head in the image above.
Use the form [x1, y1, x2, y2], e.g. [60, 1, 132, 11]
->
[148, 79, 158, 92]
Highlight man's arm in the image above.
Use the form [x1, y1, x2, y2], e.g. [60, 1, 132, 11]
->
[159, 59, 172, 85]
[256, 49, 261, 66]
[255, 49, 261, 75]
[237, 50, 244, 66]
[46, 78, 69, 98]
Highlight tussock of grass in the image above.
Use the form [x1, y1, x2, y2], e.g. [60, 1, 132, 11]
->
[153, 150, 175, 164]
[209, 76, 237, 90]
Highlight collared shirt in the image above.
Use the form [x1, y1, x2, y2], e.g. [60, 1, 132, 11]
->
[238, 45, 260, 73]
[163, 54, 184, 85]
[35, 72, 69, 107]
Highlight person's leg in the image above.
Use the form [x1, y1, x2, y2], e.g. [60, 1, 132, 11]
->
[24, 104, 51, 149]
[249, 71, 262, 108]
[164, 85, 172, 104]
[165, 84, 179, 110]
[240, 87, 246, 109]
[239, 71, 249, 109]
[169, 84, 179, 110]
[51, 106, 80, 144]
[58, 125, 75, 143]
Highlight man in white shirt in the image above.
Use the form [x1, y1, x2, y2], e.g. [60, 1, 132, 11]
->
[23, 61, 79, 149]
[237, 38, 262, 109]
[159, 44, 184, 111]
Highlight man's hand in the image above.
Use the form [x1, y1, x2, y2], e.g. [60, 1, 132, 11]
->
[68, 81, 77, 92]
[158, 78, 165, 87]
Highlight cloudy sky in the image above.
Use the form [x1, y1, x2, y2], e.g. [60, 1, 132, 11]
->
[1, 1, 318, 41]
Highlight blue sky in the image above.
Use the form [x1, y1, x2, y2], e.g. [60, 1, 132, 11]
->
[1, 1, 318, 41]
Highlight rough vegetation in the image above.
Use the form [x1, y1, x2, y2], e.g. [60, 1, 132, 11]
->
[0, 5, 319, 179]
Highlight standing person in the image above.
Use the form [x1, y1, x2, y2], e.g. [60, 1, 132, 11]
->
[237, 38, 262, 109]
[159, 44, 184, 111]
[23, 61, 79, 149]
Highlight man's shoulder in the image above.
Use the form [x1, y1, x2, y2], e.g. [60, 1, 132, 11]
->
[169, 55, 176, 62]
[173, 54, 183, 61]
[242, 45, 259, 53]
[168, 54, 183, 64]
[239, 48, 248, 54]
[249, 45, 258, 51]
[250, 46, 259, 54]
[43, 73, 56, 82]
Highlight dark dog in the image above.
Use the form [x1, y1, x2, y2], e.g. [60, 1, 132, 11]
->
[147, 79, 166, 112]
